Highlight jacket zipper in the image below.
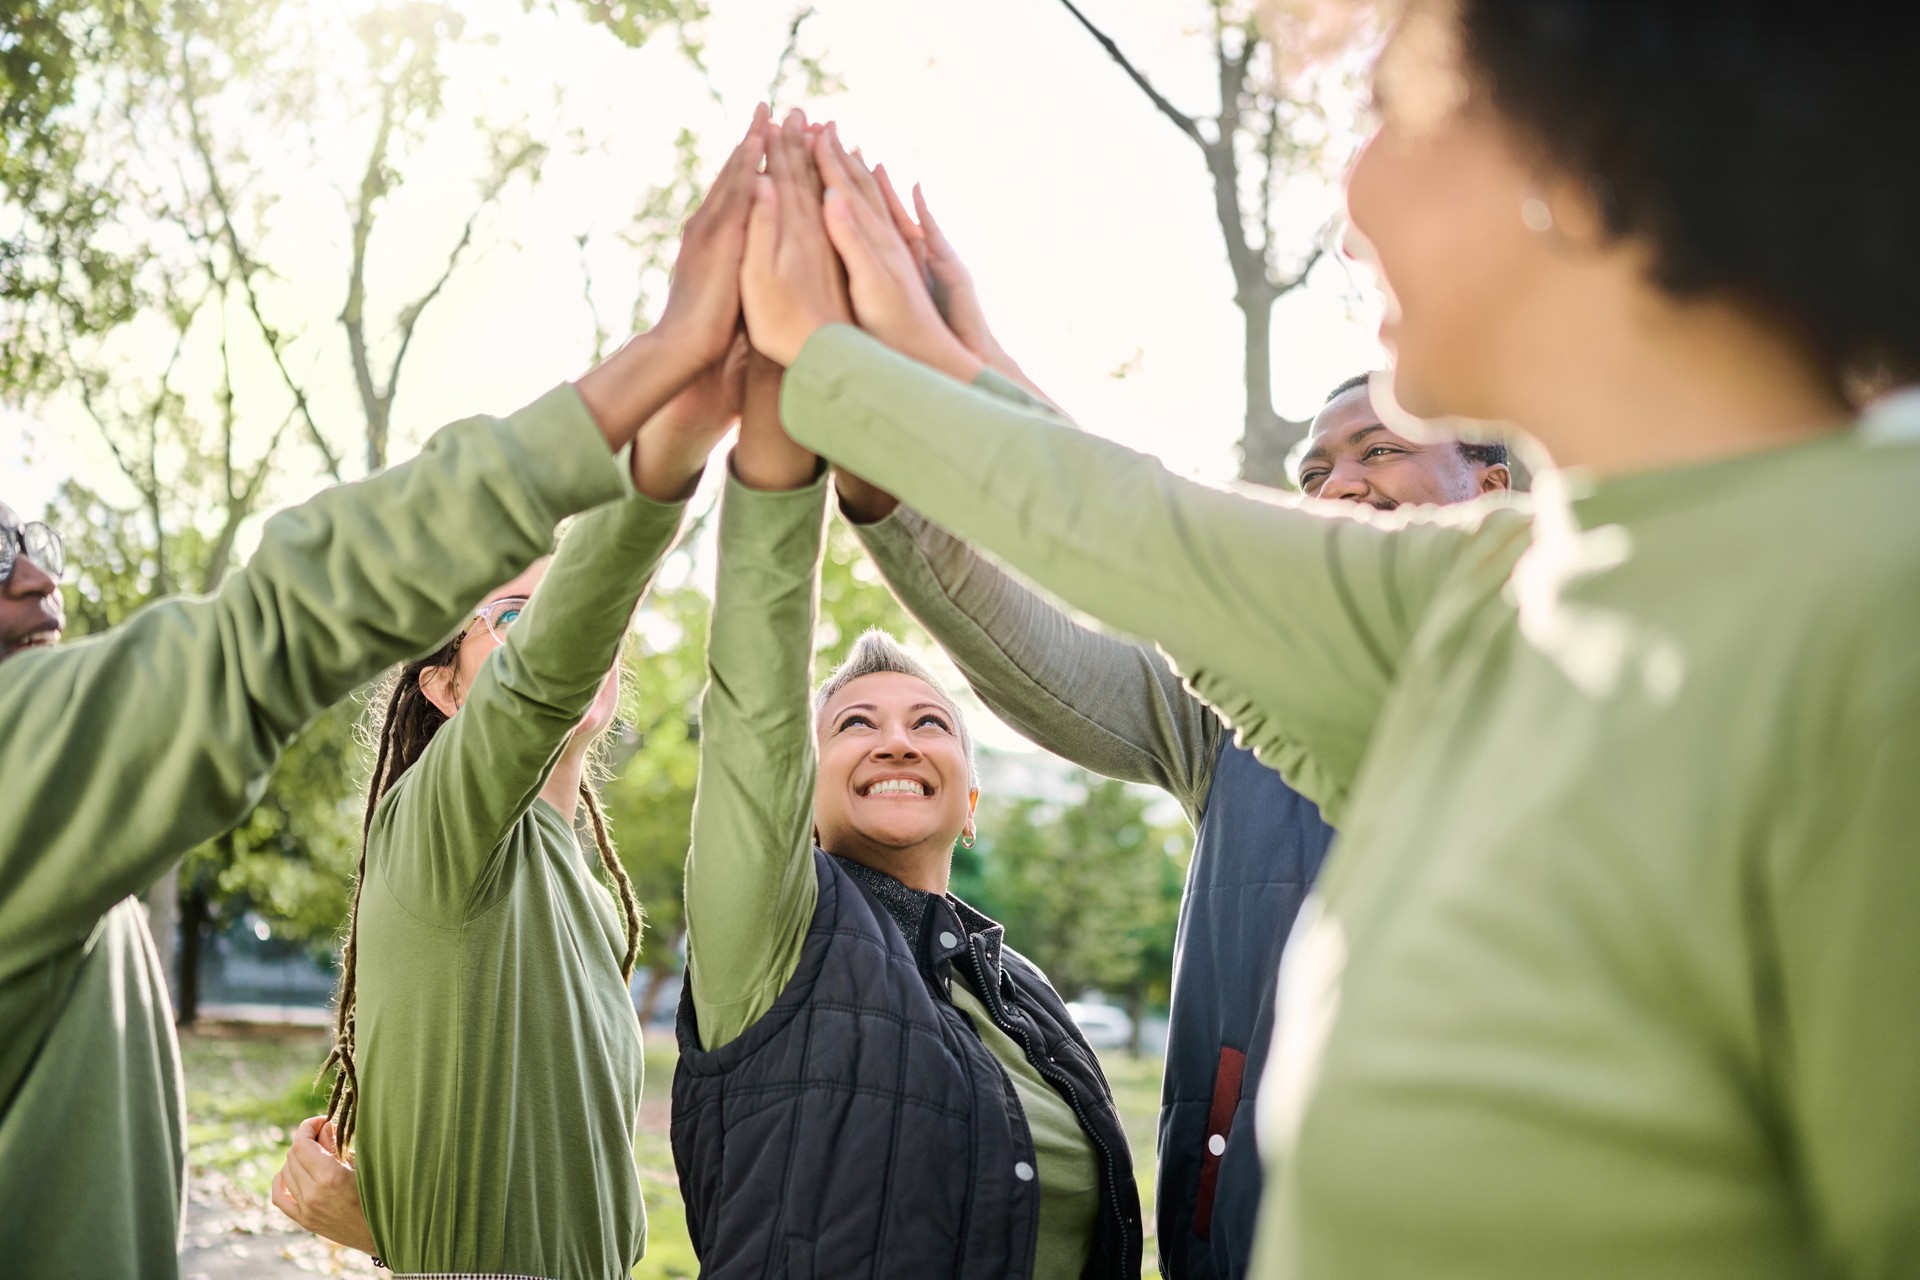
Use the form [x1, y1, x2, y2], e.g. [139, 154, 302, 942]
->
[967, 934, 1136, 1276]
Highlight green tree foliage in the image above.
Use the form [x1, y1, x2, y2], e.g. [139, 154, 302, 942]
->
[956, 773, 1191, 1048]
[6, 0, 742, 1019]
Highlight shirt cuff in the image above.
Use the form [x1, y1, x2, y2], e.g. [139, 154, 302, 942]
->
[717, 465, 831, 564]
[501, 383, 633, 524]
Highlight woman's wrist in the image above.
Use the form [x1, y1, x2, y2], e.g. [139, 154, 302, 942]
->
[629, 428, 709, 503]
[575, 329, 708, 450]
[730, 443, 822, 493]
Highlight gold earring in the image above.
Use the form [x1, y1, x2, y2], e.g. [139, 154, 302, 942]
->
[959, 831, 975, 849]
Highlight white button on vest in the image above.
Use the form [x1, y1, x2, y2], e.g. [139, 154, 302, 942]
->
[938, 931, 960, 949]
[1014, 1161, 1035, 1182]
[1208, 1133, 1227, 1157]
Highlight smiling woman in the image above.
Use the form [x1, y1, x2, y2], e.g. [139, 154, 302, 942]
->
[809, 638, 981, 888]
[669, 301, 1141, 1280]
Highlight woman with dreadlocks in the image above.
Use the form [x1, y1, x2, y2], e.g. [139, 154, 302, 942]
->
[307, 335, 748, 1280]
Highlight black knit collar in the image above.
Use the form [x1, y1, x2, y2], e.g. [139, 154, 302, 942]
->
[829, 853, 1006, 984]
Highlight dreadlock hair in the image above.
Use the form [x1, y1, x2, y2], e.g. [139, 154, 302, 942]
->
[319, 636, 643, 1154]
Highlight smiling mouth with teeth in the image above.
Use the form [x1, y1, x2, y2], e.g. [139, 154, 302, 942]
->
[8, 630, 60, 651]
[862, 778, 930, 797]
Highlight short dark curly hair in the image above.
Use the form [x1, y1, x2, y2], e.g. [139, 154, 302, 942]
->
[1455, 1, 1915, 393]
[1321, 371, 1507, 468]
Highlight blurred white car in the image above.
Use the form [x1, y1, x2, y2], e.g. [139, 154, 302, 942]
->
[1066, 1001, 1134, 1050]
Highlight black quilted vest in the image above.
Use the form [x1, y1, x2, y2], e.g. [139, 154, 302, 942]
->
[671, 850, 1142, 1279]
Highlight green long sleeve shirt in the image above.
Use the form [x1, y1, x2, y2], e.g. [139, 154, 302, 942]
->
[353, 482, 685, 1280]
[778, 326, 1920, 1279]
[0, 385, 628, 1280]
[684, 468, 1099, 1280]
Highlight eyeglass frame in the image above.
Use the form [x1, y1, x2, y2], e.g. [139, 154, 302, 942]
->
[1, 519, 65, 585]
[466, 595, 530, 644]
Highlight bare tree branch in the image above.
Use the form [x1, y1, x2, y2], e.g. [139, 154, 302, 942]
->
[767, 6, 820, 101]
[1271, 240, 1327, 295]
[202, 402, 298, 594]
[576, 233, 611, 364]
[342, 77, 401, 473]
[1052, 0, 1204, 145]
[66, 304, 199, 596]
[177, 42, 343, 481]
[385, 135, 546, 403]
[1258, 99, 1282, 263]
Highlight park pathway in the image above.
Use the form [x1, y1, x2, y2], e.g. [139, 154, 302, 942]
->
[181, 1165, 377, 1279]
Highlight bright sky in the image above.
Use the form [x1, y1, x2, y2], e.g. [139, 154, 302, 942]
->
[2, 0, 1384, 509]
[0, 0, 1385, 757]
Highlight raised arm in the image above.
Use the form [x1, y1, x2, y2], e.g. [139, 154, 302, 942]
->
[849, 499, 1222, 821]
[685, 111, 848, 1051]
[738, 131, 1516, 819]
[781, 326, 1518, 821]
[379, 347, 746, 916]
[379, 482, 689, 914]
[0, 108, 770, 973]
[0, 389, 625, 971]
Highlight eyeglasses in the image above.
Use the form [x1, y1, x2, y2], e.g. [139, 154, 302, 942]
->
[1, 521, 64, 584]
[470, 595, 529, 643]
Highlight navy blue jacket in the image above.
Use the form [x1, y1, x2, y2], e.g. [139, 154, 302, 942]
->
[1157, 742, 1331, 1278]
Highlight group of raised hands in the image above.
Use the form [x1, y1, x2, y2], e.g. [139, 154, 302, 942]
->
[577, 104, 1045, 506]
[269, 109, 1045, 1252]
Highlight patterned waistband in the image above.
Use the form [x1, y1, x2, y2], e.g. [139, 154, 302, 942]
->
[392, 1273, 552, 1279]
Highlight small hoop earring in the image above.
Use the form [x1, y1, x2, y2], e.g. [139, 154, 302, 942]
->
[1520, 195, 1554, 234]
[959, 831, 975, 849]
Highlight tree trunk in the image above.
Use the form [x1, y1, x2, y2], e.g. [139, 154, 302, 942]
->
[144, 868, 182, 1011]
[176, 882, 210, 1027]
[1124, 987, 1149, 1060]
[635, 959, 676, 1029]
[1235, 290, 1310, 487]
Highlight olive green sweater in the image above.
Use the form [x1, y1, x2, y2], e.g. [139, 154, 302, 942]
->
[354, 484, 686, 1279]
[777, 326, 1920, 1279]
[0, 386, 627, 1279]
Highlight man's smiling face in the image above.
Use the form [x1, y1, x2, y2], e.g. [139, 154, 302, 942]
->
[1296, 386, 1509, 510]
[0, 501, 66, 663]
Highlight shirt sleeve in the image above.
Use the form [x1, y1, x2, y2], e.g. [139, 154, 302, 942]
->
[376, 482, 689, 920]
[781, 324, 1509, 821]
[683, 467, 830, 1050]
[1770, 660, 1920, 1274]
[0, 386, 629, 974]
[852, 504, 1222, 823]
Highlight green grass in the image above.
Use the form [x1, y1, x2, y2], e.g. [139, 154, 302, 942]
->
[182, 1024, 337, 1195]
[182, 1026, 1165, 1278]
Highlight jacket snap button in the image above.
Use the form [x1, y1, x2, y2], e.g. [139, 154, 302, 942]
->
[1014, 1161, 1035, 1182]
[1208, 1133, 1227, 1157]
[939, 931, 960, 949]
